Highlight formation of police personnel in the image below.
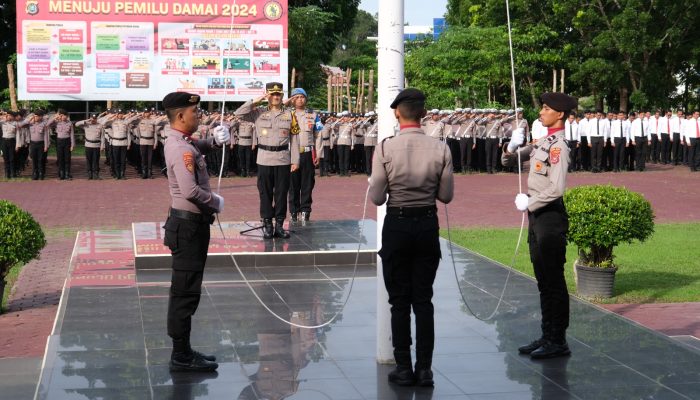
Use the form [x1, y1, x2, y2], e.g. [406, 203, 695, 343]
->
[563, 109, 700, 173]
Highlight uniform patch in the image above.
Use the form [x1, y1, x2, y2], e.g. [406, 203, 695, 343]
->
[183, 152, 195, 173]
[550, 147, 561, 165]
[535, 161, 543, 172]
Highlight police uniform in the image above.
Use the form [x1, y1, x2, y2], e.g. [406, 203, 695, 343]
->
[484, 112, 503, 174]
[76, 116, 106, 179]
[335, 115, 354, 176]
[54, 111, 75, 180]
[104, 112, 138, 179]
[235, 82, 300, 239]
[502, 92, 575, 359]
[363, 115, 378, 175]
[1, 112, 28, 179]
[28, 112, 53, 180]
[316, 117, 334, 176]
[235, 119, 256, 177]
[369, 89, 454, 387]
[135, 111, 160, 179]
[162, 92, 221, 372]
[289, 88, 322, 222]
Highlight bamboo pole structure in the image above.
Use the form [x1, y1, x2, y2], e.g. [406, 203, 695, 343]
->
[7, 64, 18, 111]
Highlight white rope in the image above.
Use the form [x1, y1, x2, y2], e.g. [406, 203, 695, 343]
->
[444, 0, 527, 321]
[217, 0, 238, 192]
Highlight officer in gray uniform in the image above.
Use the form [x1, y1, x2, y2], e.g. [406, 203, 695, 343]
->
[286, 88, 322, 222]
[235, 82, 300, 239]
[162, 91, 228, 372]
[316, 114, 334, 177]
[1, 111, 29, 179]
[104, 110, 138, 179]
[484, 110, 504, 174]
[54, 109, 75, 180]
[335, 112, 354, 176]
[370, 88, 454, 387]
[28, 111, 54, 180]
[76, 114, 105, 179]
[502, 92, 576, 360]
[363, 112, 378, 175]
[235, 117, 256, 177]
[135, 109, 162, 179]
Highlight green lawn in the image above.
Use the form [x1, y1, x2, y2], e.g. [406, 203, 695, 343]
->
[442, 223, 700, 304]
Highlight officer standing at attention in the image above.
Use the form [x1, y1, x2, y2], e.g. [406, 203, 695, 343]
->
[54, 109, 75, 180]
[502, 92, 576, 359]
[76, 114, 105, 180]
[369, 88, 454, 387]
[285, 88, 322, 223]
[235, 82, 300, 239]
[1, 111, 29, 179]
[162, 92, 229, 372]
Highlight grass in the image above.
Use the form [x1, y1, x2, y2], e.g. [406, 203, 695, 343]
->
[47, 143, 86, 157]
[442, 223, 700, 304]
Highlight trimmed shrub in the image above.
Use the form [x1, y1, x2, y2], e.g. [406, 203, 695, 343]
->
[0, 200, 46, 280]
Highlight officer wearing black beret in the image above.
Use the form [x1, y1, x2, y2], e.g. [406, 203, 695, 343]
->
[369, 88, 454, 387]
[503, 92, 577, 359]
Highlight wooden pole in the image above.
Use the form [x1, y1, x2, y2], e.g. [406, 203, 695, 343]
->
[335, 75, 340, 113]
[359, 70, 366, 114]
[346, 68, 352, 113]
[7, 64, 18, 112]
[327, 75, 332, 112]
[560, 69, 565, 93]
[553, 69, 557, 92]
[368, 69, 375, 111]
[290, 67, 296, 89]
[107, 100, 113, 110]
[356, 70, 362, 114]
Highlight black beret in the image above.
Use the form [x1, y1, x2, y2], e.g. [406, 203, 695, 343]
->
[390, 88, 426, 109]
[34, 109, 46, 116]
[162, 92, 201, 110]
[539, 92, 578, 113]
[266, 82, 284, 94]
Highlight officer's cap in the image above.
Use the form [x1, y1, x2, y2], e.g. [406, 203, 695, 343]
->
[56, 108, 67, 115]
[539, 92, 578, 113]
[291, 88, 307, 98]
[142, 108, 152, 113]
[163, 92, 201, 110]
[9, 111, 20, 117]
[516, 108, 523, 113]
[464, 108, 472, 113]
[429, 109, 439, 114]
[390, 88, 426, 109]
[34, 109, 46, 116]
[90, 113, 98, 119]
[266, 82, 284, 94]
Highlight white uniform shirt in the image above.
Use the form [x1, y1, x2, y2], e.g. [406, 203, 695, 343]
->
[610, 119, 630, 141]
[669, 116, 683, 134]
[657, 116, 670, 134]
[564, 120, 579, 142]
[587, 118, 610, 140]
[630, 118, 650, 141]
[682, 118, 699, 142]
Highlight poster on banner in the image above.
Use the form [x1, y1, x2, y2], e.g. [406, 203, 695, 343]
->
[16, 0, 288, 101]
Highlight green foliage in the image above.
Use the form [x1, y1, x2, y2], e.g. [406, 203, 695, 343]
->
[564, 185, 655, 268]
[0, 201, 46, 280]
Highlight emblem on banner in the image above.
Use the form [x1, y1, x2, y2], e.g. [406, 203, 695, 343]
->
[26, 0, 39, 15]
[264, 1, 283, 20]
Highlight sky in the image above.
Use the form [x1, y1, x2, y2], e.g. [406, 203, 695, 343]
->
[359, 0, 448, 26]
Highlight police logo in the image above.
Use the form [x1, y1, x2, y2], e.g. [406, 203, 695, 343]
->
[263, 1, 283, 20]
[189, 95, 199, 103]
[26, 0, 39, 15]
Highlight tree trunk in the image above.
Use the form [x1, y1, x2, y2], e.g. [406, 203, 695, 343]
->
[619, 87, 629, 112]
[368, 69, 375, 112]
[526, 75, 540, 109]
[7, 64, 18, 112]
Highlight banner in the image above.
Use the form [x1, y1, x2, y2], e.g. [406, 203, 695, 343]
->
[16, 0, 288, 101]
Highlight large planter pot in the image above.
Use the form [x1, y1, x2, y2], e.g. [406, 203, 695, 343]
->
[575, 263, 617, 299]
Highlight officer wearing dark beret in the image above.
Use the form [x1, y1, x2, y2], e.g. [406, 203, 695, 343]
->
[369, 88, 454, 387]
[161, 91, 230, 372]
[503, 92, 577, 359]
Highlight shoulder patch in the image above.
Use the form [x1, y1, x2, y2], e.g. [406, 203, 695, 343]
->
[183, 152, 195, 174]
[550, 147, 562, 165]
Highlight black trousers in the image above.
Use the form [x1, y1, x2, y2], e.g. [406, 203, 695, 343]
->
[604, 139, 614, 171]
[2, 137, 15, 178]
[589, 137, 604, 171]
[379, 213, 440, 357]
[329, 146, 337, 173]
[257, 164, 290, 220]
[485, 138, 499, 172]
[289, 151, 315, 214]
[659, 133, 670, 164]
[567, 140, 579, 172]
[56, 138, 72, 177]
[649, 134, 658, 162]
[111, 145, 127, 177]
[364, 145, 375, 176]
[237, 145, 253, 176]
[476, 138, 486, 171]
[612, 138, 626, 171]
[352, 143, 364, 173]
[85, 147, 100, 175]
[139, 144, 154, 177]
[446, 138, 461, 173]
[579, 136, 590, 170]
[320, 146, 331, 176]
[30, 141, 47, 178]
[337, 144, 351, 176]
[689, 138, 700, 171]
[163, 216, 210, 343]
[528, 200, 569, 342]
[460, 137, 474, 171]
[634, 138, 647, 171]
[671, 133, 682, 164]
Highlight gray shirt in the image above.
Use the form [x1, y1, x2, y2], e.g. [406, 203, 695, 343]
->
[235, 100, 300, 166]
[369, 127, 454, 207]
[76, 120, 105, 149]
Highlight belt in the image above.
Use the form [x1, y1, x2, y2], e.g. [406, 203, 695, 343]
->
[239, 136, 252, 139]
[489, 136, 498, 139]
[299, 145, 313, 153]
[366, 134, 377, 138]
[322, 138, 330, 141]
[386, 205, 437, 217]
[258, 144, 288, 152]
[30, 140, 45, 144]
[169, 208, 214, 224]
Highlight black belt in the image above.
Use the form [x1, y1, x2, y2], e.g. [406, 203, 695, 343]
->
[169, 208, 214, 224]
[258, 144, 288, 152]
[239, 136, 252, 139]
[322, 138, 330, 141]
[30, 141, 45, 144]
[386, 206, 437, 217]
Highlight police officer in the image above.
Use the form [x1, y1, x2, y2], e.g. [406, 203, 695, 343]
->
[235, 117, 255, 177]
[54, 109, 75, 180]
[502, 92, 576, 359]
[369, 88, 454, 387]
[28, 110, 53, 180]
[286, 88, 322, 222]
[235, 82, 300, 239]
[76, 114, 105, 179]
[363, 112, 378, 175]
[162, 91, 229, 372]
[104, 110, 138, 179]
[484, 110, 504, 174]
[316, 114, 334, 177]
[135, 109, 162, 179]
[1, 111, 29, 179]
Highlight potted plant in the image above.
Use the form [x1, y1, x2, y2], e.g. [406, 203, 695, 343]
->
[564, 185, 655, 299]
[0, 200, 46, 312]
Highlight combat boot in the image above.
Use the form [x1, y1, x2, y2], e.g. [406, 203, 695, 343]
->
[274, 219, 290, 239]
[290, 212, 298, 222]
[262, 219, 274, 240]
[300, 211, 310, 222]
[414, 350, 434, 387]
[388, 350, 415, 386]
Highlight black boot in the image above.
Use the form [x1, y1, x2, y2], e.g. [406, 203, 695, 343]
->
[88, 171, 93, 180]
[300, 211, 310, 222]
[169, 338, 218, 372]
[388, 350, 415, 386]
[518, 337, 547, 355]
[531, 328, 570, 359]
[262, 219, 274, 240]
[414, 351, 434, 387]
[59, 169, 65, 180]
[274, 219, 290, 239]
[290, 212, 298, 222]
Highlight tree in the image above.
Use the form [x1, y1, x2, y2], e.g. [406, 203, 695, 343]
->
[288, 6, 336, 89]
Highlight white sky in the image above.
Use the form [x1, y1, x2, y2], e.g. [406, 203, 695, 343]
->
[359, 0, 448, 26]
